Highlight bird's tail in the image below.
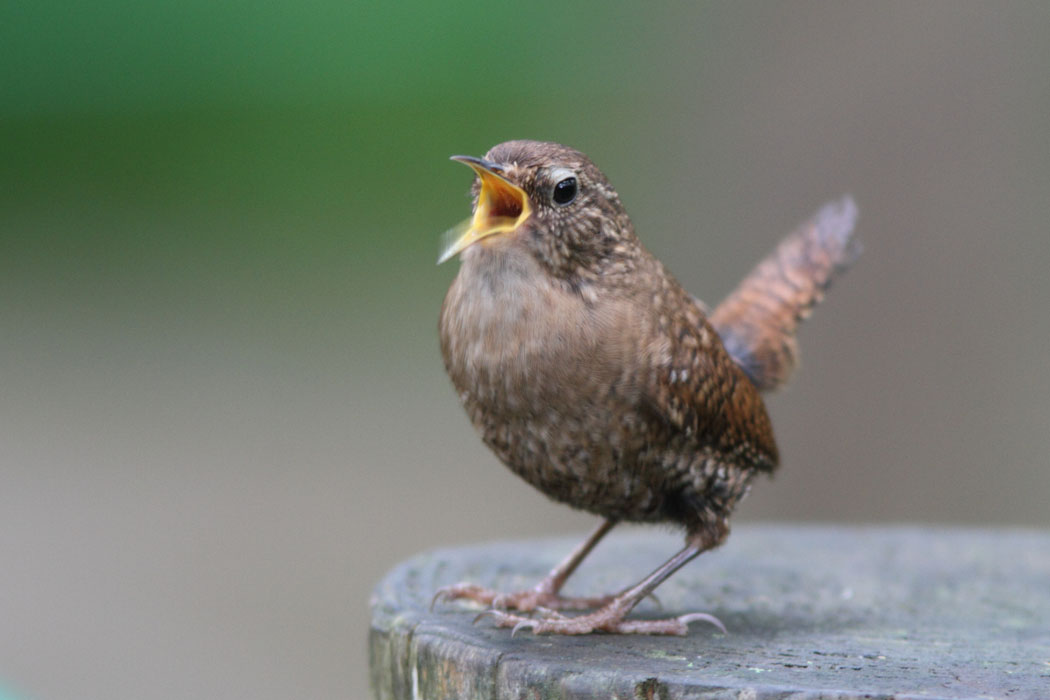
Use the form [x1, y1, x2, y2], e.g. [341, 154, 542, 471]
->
[711, 196, 861, 393]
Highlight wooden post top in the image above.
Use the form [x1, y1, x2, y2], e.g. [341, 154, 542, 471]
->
[370, 525, 1050, 699]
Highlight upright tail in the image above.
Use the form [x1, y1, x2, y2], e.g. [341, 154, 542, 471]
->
[711, 196, 861, 393]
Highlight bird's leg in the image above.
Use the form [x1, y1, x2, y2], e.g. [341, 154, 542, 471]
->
[480, 523, 728, 635]
[433, 519, 617, 612]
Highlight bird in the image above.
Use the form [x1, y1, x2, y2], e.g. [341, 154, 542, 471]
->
[433, 140, 860, 635]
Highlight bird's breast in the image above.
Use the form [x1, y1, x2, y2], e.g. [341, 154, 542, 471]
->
[438, 247, 677, 520]
[441, 248, 605, 396]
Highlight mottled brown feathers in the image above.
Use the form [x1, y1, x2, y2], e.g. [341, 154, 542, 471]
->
[434, 140, 860, 634]
[711, 197, 861, 392]
[440, 140, 856, 537]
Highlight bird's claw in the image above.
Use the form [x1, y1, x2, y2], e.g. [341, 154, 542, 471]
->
[472, 609, 502, 625]
[677, 611, 727, 634]
[604, 610, 726, 636]
[429, 588, 450, 612]
[470, 609, 539, 637]
[511, 619, 537, 638]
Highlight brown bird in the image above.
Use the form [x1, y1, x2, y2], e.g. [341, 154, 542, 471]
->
[434, 140, 860, 635]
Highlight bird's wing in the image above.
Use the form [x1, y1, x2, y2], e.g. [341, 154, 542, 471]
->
[643, 306, 779, 473]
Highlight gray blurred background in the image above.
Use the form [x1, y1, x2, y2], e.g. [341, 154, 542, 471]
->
[2, 2, 1048, 699]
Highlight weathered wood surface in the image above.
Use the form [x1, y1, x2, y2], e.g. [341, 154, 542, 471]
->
[370, 525, 1050, 699]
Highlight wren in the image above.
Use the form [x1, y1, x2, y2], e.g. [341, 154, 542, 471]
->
[433, 140, 860, 635]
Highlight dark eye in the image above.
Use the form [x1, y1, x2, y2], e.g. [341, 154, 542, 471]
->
[552, 177, 577, 205]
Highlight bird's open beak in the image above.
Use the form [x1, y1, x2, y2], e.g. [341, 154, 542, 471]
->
[437, 156, 532, 264]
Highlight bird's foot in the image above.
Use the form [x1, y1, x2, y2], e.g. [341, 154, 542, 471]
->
[432, 582, 614, 613]
[475, 603, 725, 637]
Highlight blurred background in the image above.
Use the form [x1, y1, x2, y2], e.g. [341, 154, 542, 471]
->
[2, 2, 1048, 698]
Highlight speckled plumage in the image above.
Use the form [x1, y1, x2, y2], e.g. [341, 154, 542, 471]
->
[435, 140, 860, 635]
[440, 140, 776, 541]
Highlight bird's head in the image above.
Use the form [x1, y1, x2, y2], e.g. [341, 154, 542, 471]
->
[439, 140, 636, 280]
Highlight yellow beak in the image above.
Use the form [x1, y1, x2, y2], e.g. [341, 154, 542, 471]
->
[438, 156, 532, 264]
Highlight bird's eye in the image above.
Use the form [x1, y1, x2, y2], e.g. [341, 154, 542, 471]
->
[552, 177, 578, 206]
